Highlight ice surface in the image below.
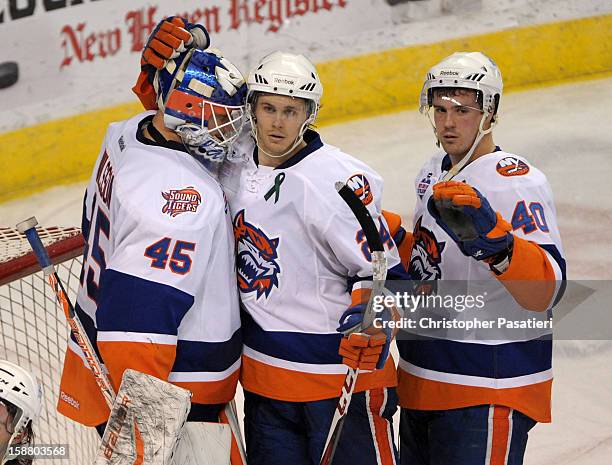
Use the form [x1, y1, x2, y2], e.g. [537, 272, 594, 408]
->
[1, 78, 611, 463]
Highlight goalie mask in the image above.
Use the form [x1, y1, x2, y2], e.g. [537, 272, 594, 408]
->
[0, 361, 42, 465]
[155, 48, 247, 168]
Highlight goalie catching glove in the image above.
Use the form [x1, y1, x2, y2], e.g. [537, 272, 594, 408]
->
[427, 181, 514, 268]
[133, 16, 210, 110]
[337, 288, 401, 371]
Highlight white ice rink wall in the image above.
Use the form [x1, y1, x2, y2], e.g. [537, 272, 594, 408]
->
[0, 0, 611, 201]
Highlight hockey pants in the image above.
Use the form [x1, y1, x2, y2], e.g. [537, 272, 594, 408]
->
[399, 405, 536, 465]
[244, 387, 399, 465]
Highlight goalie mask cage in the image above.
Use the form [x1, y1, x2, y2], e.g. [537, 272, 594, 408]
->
[0, 226, 98, 464]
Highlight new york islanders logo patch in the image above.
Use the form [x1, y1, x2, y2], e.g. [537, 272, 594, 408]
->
[233, 210, 281, 300]
[346, 173, 373, 206]
[496, 157, 530, 177]
[162, 187, 202, 217]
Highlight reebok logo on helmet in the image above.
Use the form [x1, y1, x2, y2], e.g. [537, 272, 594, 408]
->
[273, 75, 296, 86]
[439, 70, 459, 76]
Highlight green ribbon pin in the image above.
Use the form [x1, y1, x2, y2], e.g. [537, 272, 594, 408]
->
[264, 173, 286, 204]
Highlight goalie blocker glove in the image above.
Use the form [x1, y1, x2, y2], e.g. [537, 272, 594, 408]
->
[428, 180, 513, 270]
[134, 16, 210, 110]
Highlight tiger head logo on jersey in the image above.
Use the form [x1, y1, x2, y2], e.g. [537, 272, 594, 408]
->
[346, 173, 373, 206]
[233, 210, 281, 299]
[408, 217, 445, 280]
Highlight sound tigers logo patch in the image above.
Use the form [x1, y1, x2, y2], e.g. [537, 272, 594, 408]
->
[162, 187, 202, 217]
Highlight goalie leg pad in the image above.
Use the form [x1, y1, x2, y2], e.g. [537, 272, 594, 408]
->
[171, 422, 232, 465]
[94, 369, 191, 465]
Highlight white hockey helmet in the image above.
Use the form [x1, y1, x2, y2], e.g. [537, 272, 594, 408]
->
[247, 51, 323, 119]
[246, 51, 323, 158]
[419, 52, 503, 117]
[0, 360, 42, 440]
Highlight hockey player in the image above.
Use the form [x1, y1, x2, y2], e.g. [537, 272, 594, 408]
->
[396, 52, 566, 465]
[134, 19, 404, 465]
[224, 51, 403, 465]
[56, 28, 248, 462]
[0, 360, 42, 465]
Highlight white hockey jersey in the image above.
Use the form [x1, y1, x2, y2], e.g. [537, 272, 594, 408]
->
[397, 148, 566, 422]
[58, 112, 241, 426]
[220, 130, 400, 402]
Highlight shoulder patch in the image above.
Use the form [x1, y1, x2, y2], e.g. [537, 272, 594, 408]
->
[346, 173, 373, 206]
[496, 157, 530, 177]
[162, 186, 202, 217]
[417, 172, 434, 198]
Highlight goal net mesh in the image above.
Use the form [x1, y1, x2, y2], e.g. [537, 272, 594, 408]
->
[0, 226, 98, 464]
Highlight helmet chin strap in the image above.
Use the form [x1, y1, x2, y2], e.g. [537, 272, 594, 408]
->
[439, 112, 498, 181]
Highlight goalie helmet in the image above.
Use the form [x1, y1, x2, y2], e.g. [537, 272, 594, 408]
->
[419, 52, 503, 116]
[0, 361, 42, 455]
[154, 48, 248, 164]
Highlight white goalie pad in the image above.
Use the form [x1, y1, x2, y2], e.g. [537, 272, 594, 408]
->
[171, 422, 231, 465]
[94, 369, 191, 465]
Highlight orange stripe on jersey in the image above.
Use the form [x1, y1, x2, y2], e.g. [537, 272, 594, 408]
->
[97, 341, 176, 392]
[396, 368, 551, 423]
[367, 388, 396, 465]
[241, 354, 397, 402]
[57, 348, 110, 426]
[489, 406, 511, 465]
[497, 237, 556, 312]
[174, 369, 240, 404]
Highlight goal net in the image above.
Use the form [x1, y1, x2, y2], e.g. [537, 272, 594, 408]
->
[0, 225, 98, 464]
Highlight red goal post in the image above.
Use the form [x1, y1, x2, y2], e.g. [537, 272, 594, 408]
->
[0, 225, 98, 464]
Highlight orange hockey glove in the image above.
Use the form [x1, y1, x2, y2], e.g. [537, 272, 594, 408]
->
[338, 333, 387, 371]
[337, 287, 401, 371]
[133, 16, 210, 110]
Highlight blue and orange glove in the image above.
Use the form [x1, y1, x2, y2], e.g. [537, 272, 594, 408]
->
[133, 16, 210, 110]
[427, 181, 513, 261]
[337, 288, 401, 371]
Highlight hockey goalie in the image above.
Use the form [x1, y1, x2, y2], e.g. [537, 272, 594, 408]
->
[52, 18, 247, 465]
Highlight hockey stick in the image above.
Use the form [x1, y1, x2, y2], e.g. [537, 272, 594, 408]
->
[16, 217, 116, 407]
[319, 183, 388, 465]
[16, 217, 193, 464]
